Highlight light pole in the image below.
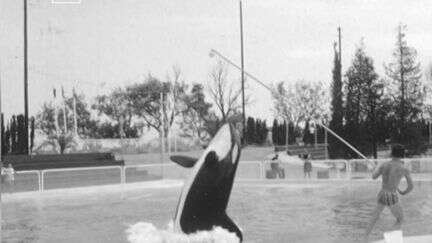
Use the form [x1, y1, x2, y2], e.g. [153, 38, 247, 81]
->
[239, 0, 246, 144]
[0, 58, 2, 161]
[23, 0, 29, 154]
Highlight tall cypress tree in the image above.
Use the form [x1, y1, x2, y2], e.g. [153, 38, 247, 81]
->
[261, 120, 268, 144]
[4, 125, 10, 155]
[272, 119, 278, 145]
[254, 119, 260, 144]
[17, 115, 26, 154]
[281, 120, 287, 145]
[11, 116, 17, 153]
[1, 113, 4, 155]
[246, 117, 256, 144]
[345, 41, 382, 158]
[288, 121, 295, 144]
[329, 42, 344, 158]
[385, 24, 424, 144]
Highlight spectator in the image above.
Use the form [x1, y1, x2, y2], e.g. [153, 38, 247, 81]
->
[303, 154, 312, 179]
[0, 161, 3, 184]
[1, 163, 16, 193]
[270, 154, 285, 178]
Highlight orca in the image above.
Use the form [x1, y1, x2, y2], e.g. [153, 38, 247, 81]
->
[170, 123, 243, 242]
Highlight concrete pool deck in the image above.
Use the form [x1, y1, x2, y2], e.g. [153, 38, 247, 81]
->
[1, 179, 184, 202]
[2, 174, 431, 202]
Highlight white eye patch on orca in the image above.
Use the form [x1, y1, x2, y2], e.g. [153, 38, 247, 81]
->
[208, 124, 232, 162]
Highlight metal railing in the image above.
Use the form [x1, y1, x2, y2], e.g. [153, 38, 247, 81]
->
[2, 158, 431, 194]
[15, 170, 41, 192]
[41, 165, 122, 190]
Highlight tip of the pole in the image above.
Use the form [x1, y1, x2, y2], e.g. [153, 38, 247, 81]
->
[209, 49, 216, 58]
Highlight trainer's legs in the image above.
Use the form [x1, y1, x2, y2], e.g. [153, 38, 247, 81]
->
[389, 203, 404, 231]
[365, 203, 385, 236]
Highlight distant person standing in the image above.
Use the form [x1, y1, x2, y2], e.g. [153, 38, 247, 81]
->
[303, 154, 312, 179]
[271, 154, 285, 178]
[365, 144, 414, 237]
[1, 163, 16, 193]
[0, 161, 3, 184]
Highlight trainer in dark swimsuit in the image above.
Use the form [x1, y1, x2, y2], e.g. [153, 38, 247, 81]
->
[377, 190, 398, 206]
[374, 160, 406, 206]
[366, 144, 414, 237]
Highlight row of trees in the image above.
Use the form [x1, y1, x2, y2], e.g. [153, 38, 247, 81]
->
[269, 24, 431, 158]
[271, 119, 326, 146]
[272, 80, 329, 128]
[270, 70, 330, 147]
[1, 114, 35, 155]
[245, 117, 268, 145]
[31, 24, 430, 156]
[329, 24, 432, 158]
[34, 63, 251, 152]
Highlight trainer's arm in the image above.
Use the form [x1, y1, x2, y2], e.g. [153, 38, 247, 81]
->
[398, 170, 414, 195]
[371, 163, 382, 179]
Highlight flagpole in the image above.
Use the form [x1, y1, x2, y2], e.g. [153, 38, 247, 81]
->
[53, 88, 60, 135]
[61, 86, 67, 133]
[72, 87, 78, 136]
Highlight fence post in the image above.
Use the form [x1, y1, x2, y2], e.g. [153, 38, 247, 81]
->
[121, 166, 125, 184]
[346, 160, 351, 180]
[336, 160, 340, 179]
[38, 170, 42, 192]
[40, 170, 45, 192]
[324, 129, 328, 160]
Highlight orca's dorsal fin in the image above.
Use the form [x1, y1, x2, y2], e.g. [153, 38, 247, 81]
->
[170, 155, 198, 168]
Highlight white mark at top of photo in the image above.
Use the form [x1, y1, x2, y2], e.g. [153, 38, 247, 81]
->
[51, 0, 81, 4]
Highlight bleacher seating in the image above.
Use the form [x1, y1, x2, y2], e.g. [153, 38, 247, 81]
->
[2, 153, 124, 171]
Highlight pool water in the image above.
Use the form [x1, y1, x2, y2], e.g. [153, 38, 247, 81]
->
[2, 180, 432, 243]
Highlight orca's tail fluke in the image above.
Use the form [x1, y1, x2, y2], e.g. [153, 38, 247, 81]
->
[170, 155, 198, 168]
[218, 213, 243, 242]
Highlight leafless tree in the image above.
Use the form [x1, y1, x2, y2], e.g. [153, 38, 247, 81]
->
[272, 80, 330, 127]
[208, 61, 243, 122]
[164, 66, 186, 134]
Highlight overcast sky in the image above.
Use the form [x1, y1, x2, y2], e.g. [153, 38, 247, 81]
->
[1, 0, 432, 122]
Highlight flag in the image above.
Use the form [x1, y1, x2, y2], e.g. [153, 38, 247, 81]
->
[61, 86, 65, 99]
[53, 87, 60, 134]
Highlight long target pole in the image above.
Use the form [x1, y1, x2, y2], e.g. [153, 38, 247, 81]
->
[209, 49, 374, 165]
[318, 123, 371, 162]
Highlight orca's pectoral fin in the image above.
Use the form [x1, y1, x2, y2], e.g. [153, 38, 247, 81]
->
[170, 155, 198, 168]
[219, 213, 243, 242]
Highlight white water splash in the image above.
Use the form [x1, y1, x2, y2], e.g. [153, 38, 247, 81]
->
[126, 221, 240, 243]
